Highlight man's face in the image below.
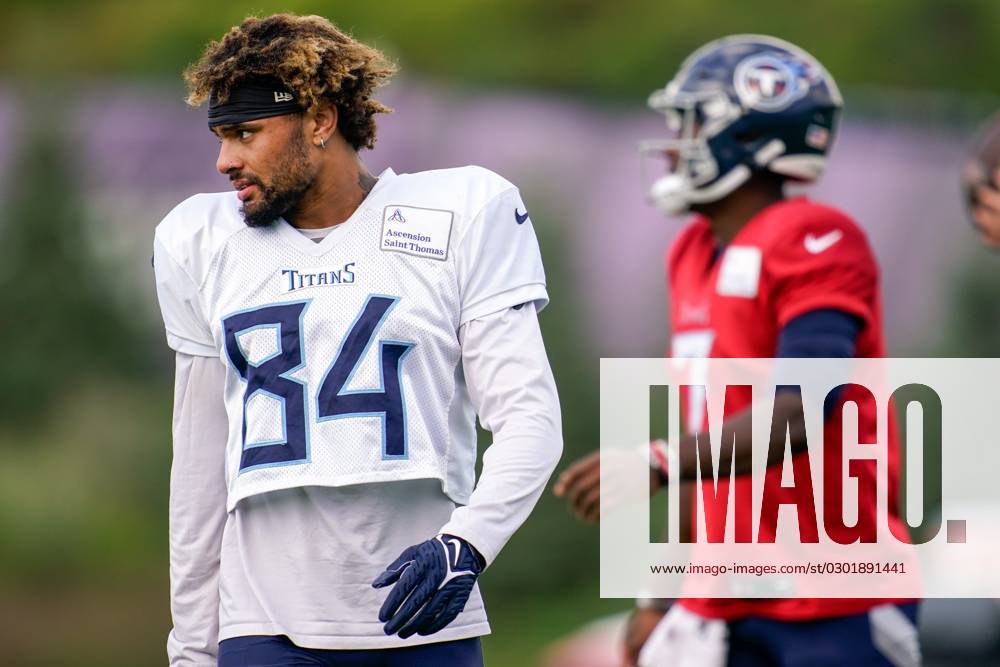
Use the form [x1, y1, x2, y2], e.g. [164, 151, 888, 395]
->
[212, 114, 316, 227]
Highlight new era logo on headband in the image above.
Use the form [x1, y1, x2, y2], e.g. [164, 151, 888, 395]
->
[207, 76, 303, 128]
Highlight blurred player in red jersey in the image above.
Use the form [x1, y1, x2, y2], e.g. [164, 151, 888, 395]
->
[555, 35, 921, 666]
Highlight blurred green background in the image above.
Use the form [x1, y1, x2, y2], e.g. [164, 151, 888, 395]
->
[0, 1, 998, 666]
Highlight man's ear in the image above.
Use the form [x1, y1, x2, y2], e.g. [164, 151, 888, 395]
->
[309, 102, 338, 147]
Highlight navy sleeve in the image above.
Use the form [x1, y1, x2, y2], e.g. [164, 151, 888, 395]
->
[776, 308, 862, 359]
[775, 309, 863, 418]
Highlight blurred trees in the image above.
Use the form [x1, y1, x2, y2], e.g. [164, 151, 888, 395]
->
[0, 111, 173, 665]
[936, 255, 1000, 357]
[0, 109, 152, 426]
[2, 0, 999, 98]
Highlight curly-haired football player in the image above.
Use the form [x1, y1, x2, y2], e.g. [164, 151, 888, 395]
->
[154, 14, 562, 666]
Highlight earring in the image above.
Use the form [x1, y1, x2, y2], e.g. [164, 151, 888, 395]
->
[319, 137, 326, 149]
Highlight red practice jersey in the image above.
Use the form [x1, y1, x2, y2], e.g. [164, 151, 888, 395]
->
[667, 196, 910, 621]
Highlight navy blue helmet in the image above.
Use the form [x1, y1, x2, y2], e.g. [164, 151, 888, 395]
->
[640, 35, 843, 214]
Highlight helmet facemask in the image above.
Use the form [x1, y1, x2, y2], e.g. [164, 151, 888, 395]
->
[639, 87, 747, 215]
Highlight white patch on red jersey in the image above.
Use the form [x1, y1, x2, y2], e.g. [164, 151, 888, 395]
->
[716, 246, 762, 298]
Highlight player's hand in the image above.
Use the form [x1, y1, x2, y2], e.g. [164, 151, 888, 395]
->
[553, 451, 602, 522]
[622, 607, 668, 667]
[973, 168, 1000, 247]
[554, 449, 664, 523]
[372, 534, 484, 638]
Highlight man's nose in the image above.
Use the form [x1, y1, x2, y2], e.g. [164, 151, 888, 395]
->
[216, 140, 243, 175]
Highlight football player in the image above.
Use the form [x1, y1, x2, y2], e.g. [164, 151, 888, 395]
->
[555, 35, 921, 666]
[153, 14, 562, 666]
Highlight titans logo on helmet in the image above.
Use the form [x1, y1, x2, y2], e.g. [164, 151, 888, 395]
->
[734, 54, 812, 112]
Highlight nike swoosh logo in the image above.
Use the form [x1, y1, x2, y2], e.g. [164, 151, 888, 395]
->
[514, 208, 529, 225]
[442, 537, 461, 569]
[804, 229, 843, 254]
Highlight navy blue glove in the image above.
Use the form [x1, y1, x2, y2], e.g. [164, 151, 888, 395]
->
[372, 533, 485, 638]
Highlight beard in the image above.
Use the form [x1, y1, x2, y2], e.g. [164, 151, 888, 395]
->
[239, 130, 316, 228]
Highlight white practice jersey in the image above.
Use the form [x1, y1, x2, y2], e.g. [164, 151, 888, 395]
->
[154, 166, 548, 511]
[166, 300, 561, 656]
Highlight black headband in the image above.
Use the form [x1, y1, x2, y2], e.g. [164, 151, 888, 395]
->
[207, 76, 304, 127]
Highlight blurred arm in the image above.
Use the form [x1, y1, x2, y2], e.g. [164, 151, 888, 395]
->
[167, 352, 229, 666]
[555, 310, 861, 519]
[439, 302, 563, 565]
[675, 308, 861, 480]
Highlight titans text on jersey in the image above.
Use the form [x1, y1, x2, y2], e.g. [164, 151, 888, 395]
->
[281, 263, 356, 291]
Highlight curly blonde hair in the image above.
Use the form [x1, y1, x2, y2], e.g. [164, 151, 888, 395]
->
[184, 14, 397, 150]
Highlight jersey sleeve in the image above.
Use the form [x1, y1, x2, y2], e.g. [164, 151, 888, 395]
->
[440, 302, 562, 565]
[765, 211, 879, 329]
[454, 186, 548, 324]
[167, 352, 229, 665]
[153, 233, 216, 357]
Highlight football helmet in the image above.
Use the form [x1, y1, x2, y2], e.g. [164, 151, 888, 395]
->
[640, 34, 843, 214]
